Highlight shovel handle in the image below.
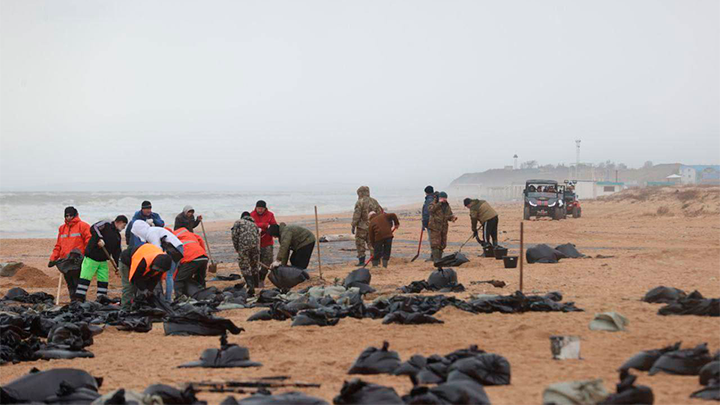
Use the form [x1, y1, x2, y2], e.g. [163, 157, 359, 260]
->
[100, 245, 119, 273]
[200, 221, 215, 264]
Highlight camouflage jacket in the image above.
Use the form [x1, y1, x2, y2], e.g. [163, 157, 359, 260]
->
[468, 199, 498, 231]
[277, 223, 315, 266]
[428, 201, 455, 233]
[231, 217, 260, 254]
[351, 186, 381, 230]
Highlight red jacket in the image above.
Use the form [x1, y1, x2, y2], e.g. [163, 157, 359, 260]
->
[172, 227, 207, 264]
[250, 209, 277, 248]
[50, 216, 91, 261]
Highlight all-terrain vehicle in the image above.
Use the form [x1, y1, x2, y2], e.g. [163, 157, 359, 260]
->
[523, 179, 565, 220]
[561, 181, 582, 218]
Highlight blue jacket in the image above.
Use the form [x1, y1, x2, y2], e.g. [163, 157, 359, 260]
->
[125, 210, 165, 247]
[422, 194, 434, 229]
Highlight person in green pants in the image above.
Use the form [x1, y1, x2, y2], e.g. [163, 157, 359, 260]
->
[75, 216, 127, 302]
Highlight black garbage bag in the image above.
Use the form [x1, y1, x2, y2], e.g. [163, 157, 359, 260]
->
[214, 273, 243, 281]
[1, 287, 55, 304]
[268, 266, 310, 291]
[180, 335, 262, 368]
[46, 322, 95, 350]
[428, 268, 458, 289]
[96, 295, 120, 305]
[555, 243, 586, 258]
[35, 348, 94, 360]
[164, 308, 243, 336]
[0, 327, 43, 364]
[642, 286, 687, 304]
[238, 391, 329, 404]
[691, 382, 720, 401]
[257, 289, 282, 304]
[619, 342, 681, 372]
[445, 345, 487, 362]
[143, 384, 201, 404]
[599, 371, 654, 405]
[44, 382, 101, 404]
[333, 378, 403, 404]
[649, 343, 713, 376]
[382, 311, 444, 325]
[447, 353, 511, 386]
[414, 355, 452, 385]
[0, 368, 102, 403]
[348, 341, 401, 375]
[343, 268, 371, 289]
[399, 281, 429, 294]
[426, 380, 491, 405]
[700, 361, 720, 386]
[192, 287, 222, 301]
[434, 252, 470, 268]
[657, 291, 719, 317]
[115, 316, 153, 333]
[526, 244, 567, 264]
[394, 355, 427, 378]
[292, 310, 339, 327]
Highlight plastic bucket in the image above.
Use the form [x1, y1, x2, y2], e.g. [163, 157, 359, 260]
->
[494, 246, 508, 259]
[483, 245, 495, 257]
[503, 256, 518, 268]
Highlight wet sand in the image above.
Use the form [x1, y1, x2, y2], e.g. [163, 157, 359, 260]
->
[1, 187, 719, 404]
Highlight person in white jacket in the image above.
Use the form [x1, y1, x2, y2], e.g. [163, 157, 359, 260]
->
[131, 220, 184, 301]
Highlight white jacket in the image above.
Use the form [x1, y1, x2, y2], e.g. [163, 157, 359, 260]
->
[131, 220, 182, 249]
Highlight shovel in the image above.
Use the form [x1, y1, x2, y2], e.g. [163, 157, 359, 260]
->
[200, 221, 218, 273]
[457, 234, 475, 254]
[100, 245, 119, 275]
[410, 228, 424, 262]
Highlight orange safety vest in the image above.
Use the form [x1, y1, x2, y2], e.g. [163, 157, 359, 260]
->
[129, 243, 165, 281]
[172, 227, 207, 264]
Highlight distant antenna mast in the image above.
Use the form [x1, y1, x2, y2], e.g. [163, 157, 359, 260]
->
[575, 140, 581, 179]
[513, 154, 518, 170]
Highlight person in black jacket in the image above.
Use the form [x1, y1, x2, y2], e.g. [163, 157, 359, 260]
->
[174, 205, 203, 233]
[74, 216, 127, 302]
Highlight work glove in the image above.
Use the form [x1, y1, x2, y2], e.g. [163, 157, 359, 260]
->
[98, 239, 105, 248]
[351, 226, 356, 235]
[472, 230, 479, 238]
[146, 219, 154, 226]
[197, 215, 203, 221]
[270, 260, 281, 269]
[48, 260, 56, 268]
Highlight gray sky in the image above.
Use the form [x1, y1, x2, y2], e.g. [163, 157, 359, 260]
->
[1, 0, 718, 192]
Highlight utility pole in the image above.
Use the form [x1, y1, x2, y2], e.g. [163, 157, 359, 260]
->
[575, 140, 581, 179]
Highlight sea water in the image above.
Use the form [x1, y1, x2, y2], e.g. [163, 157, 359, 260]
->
[0, 190, 420, 238]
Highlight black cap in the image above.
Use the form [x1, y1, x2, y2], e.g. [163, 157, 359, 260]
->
[141, 200, 152, 209]
[424, 186, 434, 194]
[115, 215, 129, 224]
[241, 211, 252, 220]
[267, 224, 280, 237]
[64, 206, 78, 217]
[256, 200, 267, 208]
[463, 198, 472, 206]
[439, 192, 448, 198]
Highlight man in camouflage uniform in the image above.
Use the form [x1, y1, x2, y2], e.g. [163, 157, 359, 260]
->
[351, 186, 381, 266]
[231, 212, 261, 292]
[428, 191, 457, 263]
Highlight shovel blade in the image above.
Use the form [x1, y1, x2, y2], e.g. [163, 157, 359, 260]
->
[208, 262, 218, 274]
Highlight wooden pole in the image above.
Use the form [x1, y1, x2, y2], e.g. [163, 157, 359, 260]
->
[519, 221, 524, 292]
[314, 206, 323, 280]
[56, 275, 63, 306]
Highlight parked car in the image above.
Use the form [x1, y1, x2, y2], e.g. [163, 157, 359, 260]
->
[523, 179, 565, 220]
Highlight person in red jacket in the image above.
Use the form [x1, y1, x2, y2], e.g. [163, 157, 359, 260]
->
[249, 200, 277, 288]
[172, 227, 209, 297]
[48, 206, 91, 299]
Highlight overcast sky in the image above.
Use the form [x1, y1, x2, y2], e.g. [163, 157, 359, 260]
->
[1, 0, 718, 192]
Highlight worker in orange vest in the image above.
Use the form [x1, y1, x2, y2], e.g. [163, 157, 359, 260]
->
[172, 227, 209, 297]
[128, 243, 173, 299]
[48, 206, 91, 300]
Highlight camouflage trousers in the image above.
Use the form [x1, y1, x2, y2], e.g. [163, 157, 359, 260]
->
[430, 228, 448, 250]
[238, 247, 260, 277]
[355, 228, 373, 258]
[260, 245, 273, 268]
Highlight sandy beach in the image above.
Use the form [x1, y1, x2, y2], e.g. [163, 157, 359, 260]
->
[1, 186, 719, 404]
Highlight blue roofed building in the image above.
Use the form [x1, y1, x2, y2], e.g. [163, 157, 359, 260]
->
[680, 165, 720, 185]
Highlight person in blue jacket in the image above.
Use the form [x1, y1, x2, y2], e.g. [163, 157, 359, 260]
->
[422, 186, 435, 253]
[125, 200, 165, 248]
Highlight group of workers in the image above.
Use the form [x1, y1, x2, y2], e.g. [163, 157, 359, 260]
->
[47, 187, 500, 307]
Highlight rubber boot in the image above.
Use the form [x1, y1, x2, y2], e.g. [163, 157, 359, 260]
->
[382, 259, 389, 268]
[357, 256, 365, 266]
[431, 249, 441, 263]
[243, 273, 256, 296]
